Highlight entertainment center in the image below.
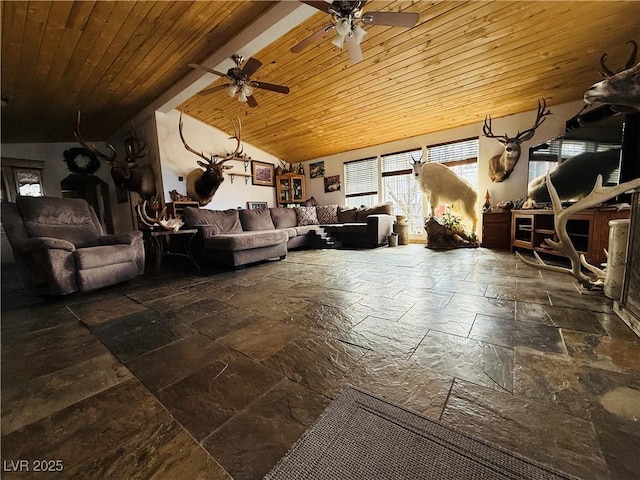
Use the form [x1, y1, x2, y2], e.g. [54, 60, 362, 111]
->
[510, 207, 630, 266]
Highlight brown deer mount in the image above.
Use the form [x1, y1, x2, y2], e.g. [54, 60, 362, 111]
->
[483, 99, 552, 183]
[74, 111, 157, 199]
[179, 112, 246, 206]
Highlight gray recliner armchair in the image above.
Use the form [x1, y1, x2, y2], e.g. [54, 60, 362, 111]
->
[2, 196, 145, 295]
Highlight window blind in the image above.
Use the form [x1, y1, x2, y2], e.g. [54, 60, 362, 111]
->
[344, 157, 378, 198]
[426, 138, 479, 166]
[381, 148, 422, 176]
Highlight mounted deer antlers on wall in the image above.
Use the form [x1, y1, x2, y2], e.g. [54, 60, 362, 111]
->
[483, 99, 552, 183]
[517, 173, 640, 290]
[584, 40, 639, 111]
[179, 112, 244, 206]
[74, 111, 157, 199]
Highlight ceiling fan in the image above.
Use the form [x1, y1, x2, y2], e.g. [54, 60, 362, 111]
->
[189, 54, 290, 107]
[291, 1, 419, 64]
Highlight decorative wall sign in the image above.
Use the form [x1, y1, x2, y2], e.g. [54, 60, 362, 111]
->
[247, 201, 268, 210]
[252, 161, 275, 186]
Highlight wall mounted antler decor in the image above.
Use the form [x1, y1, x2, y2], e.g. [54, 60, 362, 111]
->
[483, 99, 552, 183]
[178, 112, 248, 206]
[74, 111, 157, 199]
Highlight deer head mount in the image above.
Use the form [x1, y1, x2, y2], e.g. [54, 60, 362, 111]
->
[483, 99, 552, 183]
[74, 111, 157, 199]
[584, 40, 640, 111]
[178, 112, 244, 206]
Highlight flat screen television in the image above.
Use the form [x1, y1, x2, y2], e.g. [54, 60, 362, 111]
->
[527, 107, 640, 204]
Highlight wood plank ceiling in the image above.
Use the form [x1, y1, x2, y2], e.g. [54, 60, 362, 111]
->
[2, 1, 639, 163]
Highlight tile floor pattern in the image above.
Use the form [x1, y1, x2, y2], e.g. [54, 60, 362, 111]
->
[1, 245, 639, 479]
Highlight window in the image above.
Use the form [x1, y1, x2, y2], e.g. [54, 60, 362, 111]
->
[344, 157, 378, 208]
[425, 138, 479, 217]
[381, 149, 423, 235]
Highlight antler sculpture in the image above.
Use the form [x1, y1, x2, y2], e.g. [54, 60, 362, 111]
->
[136, 201, 184, 232]
[517, 172, 640, 289]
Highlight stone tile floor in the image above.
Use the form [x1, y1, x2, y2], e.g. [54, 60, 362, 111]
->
[1, 245, 639, 479]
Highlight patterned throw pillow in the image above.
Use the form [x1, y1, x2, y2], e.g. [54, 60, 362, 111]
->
[295, 206, 319, 226]
[316, 204, 339, 224]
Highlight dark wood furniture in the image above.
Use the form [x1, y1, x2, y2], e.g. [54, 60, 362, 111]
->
[147, 228, 199, 275]
[511, 207, 631, 266]
[276, 173, 306, 206]
[166, 201, 199, 218]
[615, 191, 640, 336]
[481, 211, 512, 249]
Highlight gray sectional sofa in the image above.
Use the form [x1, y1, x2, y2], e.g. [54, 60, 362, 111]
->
[183, 203, 394, 268]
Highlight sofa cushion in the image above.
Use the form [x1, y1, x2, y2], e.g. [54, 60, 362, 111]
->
[239, 208, 275, 231]
[355, 202, 394, 222]
[316, 204, 339, 224]
[295, 206, 319, 226]
[17, 196, 102, 247]
[183, 207, 243, 234]
[337, 206, 357, 223]
[294, 225, 321, 235]
[203, 230, 288, 251]
[302, 196, 319, 207]
[270, 207, 298, 229]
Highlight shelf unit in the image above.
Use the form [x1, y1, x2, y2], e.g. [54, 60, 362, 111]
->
[481, 211, 512, 249]
[276, 173, 306, 206]
[511, 207, 631, 266]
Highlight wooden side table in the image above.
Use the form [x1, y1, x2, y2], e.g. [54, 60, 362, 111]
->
[481, 211, 512, 249]
[147, 229, 199, 275]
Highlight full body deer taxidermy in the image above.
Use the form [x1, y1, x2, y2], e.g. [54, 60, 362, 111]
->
[74, 111, 156, 199]
[517, 173, 640, 290]
[483, 99, 552, 183]
[584, 40, 640, 111]
[179, 112, 243, 206]
[411, 157, 478, 233]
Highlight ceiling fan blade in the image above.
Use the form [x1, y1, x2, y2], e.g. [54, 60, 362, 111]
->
[198, 84, 230, 95]
[242, 57, 262, 77]
[361, 11, 419, 28]
[251, 81, 290, 95]
[246, 95, 259, 108]
[346, 34, 364, 64]
[299, 0, 334, 14]
[291, 24, 335, 53]
[188, 63, 228, 78]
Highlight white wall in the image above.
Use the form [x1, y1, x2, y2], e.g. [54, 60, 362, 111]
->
[155, 110, 281, 210]
[303, 99, 585, 209]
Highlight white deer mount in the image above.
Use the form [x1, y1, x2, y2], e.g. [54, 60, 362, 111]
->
[517, 172, 640, 290]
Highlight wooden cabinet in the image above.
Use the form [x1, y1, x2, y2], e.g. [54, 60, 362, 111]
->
[166, 201, 199, 218]
[511, 207, 630, 266]
[276, 174, 305, 206]
[481, 211, 512, 249]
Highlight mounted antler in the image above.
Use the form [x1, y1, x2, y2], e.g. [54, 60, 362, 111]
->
[483, 99, 552, 183]
[179, 112, 243, 206]
[517, 172, 640, 289]
[599, 40, 637, 77]
[74, 111, 156, 199]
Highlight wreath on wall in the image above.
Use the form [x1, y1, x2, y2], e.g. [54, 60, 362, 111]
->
[63, 147, 101, 175]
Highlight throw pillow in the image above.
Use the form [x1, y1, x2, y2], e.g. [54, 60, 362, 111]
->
[302, 196, 319, 207]
[183, 207, 243, 234]
[316, 204, 339, 224]
[270, 207, 297, 229]
[337, 206, 357, 223]
[295, 206, 319, 226]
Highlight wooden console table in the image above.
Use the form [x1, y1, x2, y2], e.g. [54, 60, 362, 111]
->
[511, 207, 630, 266]
[147, 228, 200, 275]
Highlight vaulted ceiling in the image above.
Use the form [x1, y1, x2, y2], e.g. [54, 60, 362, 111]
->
[2, 1, 638, 162]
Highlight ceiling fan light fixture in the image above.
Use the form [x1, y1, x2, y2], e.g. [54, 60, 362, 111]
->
[242, 84, 254, 97]
[332, 35, 345, 49]
[237, 90, 248, 102]
[225, 84, 238, 97]
[335, 17, 351, 36]
[353, 24, 366, 44]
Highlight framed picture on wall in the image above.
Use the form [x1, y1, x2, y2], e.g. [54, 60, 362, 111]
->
[324, 175, 341, 193]
[310, 161, 325, 178]
[247, 201, 268, 210]
[251, 161, 274, 186]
